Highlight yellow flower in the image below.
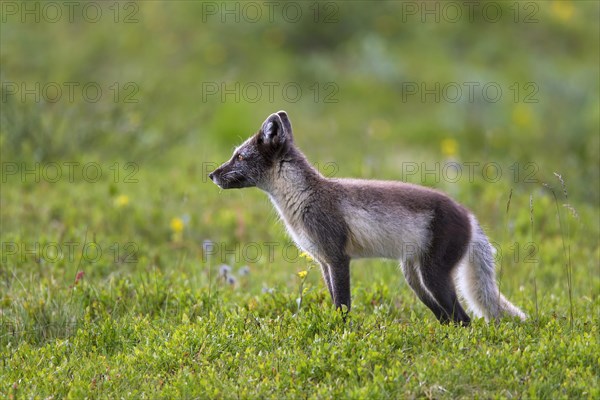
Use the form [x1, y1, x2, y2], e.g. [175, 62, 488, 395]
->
[297, 270, 308, 279]
[170, 217, 185, 233]
[128, 112, 141, 128]
[512, 104, 533, 128]
[247, 298, 258, 311]
[441, 138, 458, 158]
[551, 1, 574, 21]
[299, 252, 314, 262]
[114, 194, 130, 208]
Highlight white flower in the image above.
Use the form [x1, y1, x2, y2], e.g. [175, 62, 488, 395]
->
[238, 266, 250, 276]
[227, 275, 237, 286]
[218, 264, 231, 278]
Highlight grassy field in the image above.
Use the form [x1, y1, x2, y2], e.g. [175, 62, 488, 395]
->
[1, 1, 599, 398]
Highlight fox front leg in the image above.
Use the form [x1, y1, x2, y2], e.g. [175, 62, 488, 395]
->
[316, 261, 335, 302]
[327, 255, 351, 317]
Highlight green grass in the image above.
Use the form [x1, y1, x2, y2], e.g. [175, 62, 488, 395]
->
[1, 1, 599, 398]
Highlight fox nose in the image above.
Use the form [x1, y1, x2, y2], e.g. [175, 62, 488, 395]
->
[208, 172, 214, 181]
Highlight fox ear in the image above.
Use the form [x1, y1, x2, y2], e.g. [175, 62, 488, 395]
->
[260, 112, 291, 146]
[276, 110, 293, 136]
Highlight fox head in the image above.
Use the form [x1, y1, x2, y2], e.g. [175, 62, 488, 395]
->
[209, 110, 294, 190]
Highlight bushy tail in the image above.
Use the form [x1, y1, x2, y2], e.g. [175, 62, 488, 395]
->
[455, 215, 527, 321]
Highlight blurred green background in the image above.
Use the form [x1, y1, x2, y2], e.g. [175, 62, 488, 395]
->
[1, 0, 598, 322]
[2, 1, 598, 191]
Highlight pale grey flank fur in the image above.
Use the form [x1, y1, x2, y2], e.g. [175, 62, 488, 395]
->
[209, 110, 527, 324]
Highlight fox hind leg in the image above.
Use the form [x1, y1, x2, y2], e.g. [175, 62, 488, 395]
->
[401, 260, 455, 323]
[420, 263, 470, 326]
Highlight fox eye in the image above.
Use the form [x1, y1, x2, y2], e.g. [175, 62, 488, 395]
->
[237, 154, 244, 161]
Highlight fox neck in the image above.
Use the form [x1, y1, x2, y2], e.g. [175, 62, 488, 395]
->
[261, 146, 322, 223]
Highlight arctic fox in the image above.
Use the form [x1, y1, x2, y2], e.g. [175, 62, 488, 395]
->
[209, 111, 526, 325]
